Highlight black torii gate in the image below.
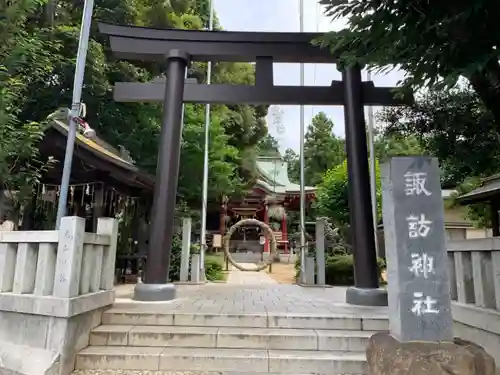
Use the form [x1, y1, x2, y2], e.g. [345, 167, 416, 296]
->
[100, 23, 410, 305]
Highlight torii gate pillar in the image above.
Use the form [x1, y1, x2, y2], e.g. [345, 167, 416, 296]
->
[134, 49, 190, 301]
[343, 65, 387, 306]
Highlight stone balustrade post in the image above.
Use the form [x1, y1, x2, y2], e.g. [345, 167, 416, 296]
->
[53, 217, 86, 298]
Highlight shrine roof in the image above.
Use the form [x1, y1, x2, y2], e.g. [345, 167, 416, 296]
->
[43, 108, 155, 191]
[255, 155, 315, 196]
[456, 174, 500, 205]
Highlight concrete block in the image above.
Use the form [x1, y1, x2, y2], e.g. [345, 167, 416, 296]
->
[268, 350, 367, 374]
[0, 341, 58, 375]
[217, 327, 317, 350]
[76, 346, 163, 370]
[13, 243, 37, 294]
[53, 217, 85, 298]
[173, 312, 268, 328]
[128, 326, 218, 348]
[90, 245, 103, 293]
[102, 309, 174, 326]
[158, 348, 269, 372]
[191, 254, 200, 283]
[90, 325, 132, 346]
[267, 313, 362, 330]
[34, 243, 56, 296]
[79, 244, 94, 295]
[180, 217, 192, 282]
[0, 243, 17, 292]
[316, 330, 372, 351]
[305, 256, 315, 285]
[97, 218, 119, 291]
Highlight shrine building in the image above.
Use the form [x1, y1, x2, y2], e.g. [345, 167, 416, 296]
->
[208, 155, 315, 256]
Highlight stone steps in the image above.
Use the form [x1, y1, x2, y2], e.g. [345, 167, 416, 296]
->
[90, 325, 375, 352]
[76, 346, 368, 374]
[76, 306, 388, 374]
[102, 309, 389, 330]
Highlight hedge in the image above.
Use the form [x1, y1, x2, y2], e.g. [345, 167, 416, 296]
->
[296, 253, 386, 286]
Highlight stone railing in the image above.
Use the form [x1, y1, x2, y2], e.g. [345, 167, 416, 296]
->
[0, 216, 117, 316]
[0, 216, 118, 375]
[447, 238, 500, 310]
[447, 238, 500, 363]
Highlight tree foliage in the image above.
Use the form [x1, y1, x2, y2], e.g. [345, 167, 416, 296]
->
[0, 0, 55, 214]
[379, 86, 500, 227]
[304, 112, 345, 186]
[257, 133, 280, 156]
[314, 160, 381, 227]
[0, 0, 268, 210]
[378, 86, 500, 187]
[283, 148, 300, 183]
[318, 0, 500, 131]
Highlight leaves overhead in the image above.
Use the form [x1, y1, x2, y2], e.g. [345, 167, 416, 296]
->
[1, 0, 268, 210]
[378, 86, 500, 187]
[318, 0, 500, 130]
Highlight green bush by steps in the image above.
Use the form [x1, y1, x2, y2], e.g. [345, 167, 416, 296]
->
[295, 253, 386, 286]
[205, 257, 225, 281]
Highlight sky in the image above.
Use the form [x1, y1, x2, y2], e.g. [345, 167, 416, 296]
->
[213, 0, 405, 152]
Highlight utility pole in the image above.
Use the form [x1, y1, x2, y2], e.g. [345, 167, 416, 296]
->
[55, 0, 95, 228]
[199, 0, 215, 281]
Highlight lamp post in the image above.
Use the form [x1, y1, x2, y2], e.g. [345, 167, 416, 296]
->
[55, 0, 95, 228]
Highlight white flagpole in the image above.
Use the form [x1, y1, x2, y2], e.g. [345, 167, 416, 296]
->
[55, 0, 95, 228]
[298, 0, 306, 284]
[199, 0, 215, 280]
[366, 70, 379, 255]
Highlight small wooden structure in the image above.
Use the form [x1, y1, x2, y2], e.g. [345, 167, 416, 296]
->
[455, 174, 500, 236]
[10, 108, 155, 282]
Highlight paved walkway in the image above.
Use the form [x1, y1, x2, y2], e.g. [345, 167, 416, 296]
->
[114, 282, 388, 317]
[226, 264, 278, 285]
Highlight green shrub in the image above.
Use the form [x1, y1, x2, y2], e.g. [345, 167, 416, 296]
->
[325, 254, 385, 286]
[168, 233, 183, 282]
[205, 257, 224, 281]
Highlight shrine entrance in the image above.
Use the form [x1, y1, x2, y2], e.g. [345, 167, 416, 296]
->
[99, 23, 410, 305]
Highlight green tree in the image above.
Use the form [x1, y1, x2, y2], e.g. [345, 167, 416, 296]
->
[314, 160, 381, 227]
[0, 0, 54, 215]
[304, 112, 345, 186]
[379, 86, 500, 227]
[374, 130, 423, 162]
[257, 133, 280, 156]
[5, 0, 267, 209]
[318, 0, 500, 132]
[283, 148, 300, 183]
[378, 87, 500, 187]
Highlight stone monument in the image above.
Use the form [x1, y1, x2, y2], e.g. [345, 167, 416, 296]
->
[382, 156, 453, 342]
[367, 156, 495, 375]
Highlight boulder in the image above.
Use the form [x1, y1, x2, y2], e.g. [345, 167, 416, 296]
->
[367, 331, 496, 375]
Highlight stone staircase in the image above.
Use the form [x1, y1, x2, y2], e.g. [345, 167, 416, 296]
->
[75, 306, 389, 374]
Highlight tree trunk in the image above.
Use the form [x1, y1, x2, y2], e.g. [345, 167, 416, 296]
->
[468, 59, 500, 135]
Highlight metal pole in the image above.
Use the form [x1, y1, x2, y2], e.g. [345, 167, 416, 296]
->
[199, 0, 215, 281]
[366, 71, 379, 256]
[55, 0, 95, 228]
[298, 0, 306, 284]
